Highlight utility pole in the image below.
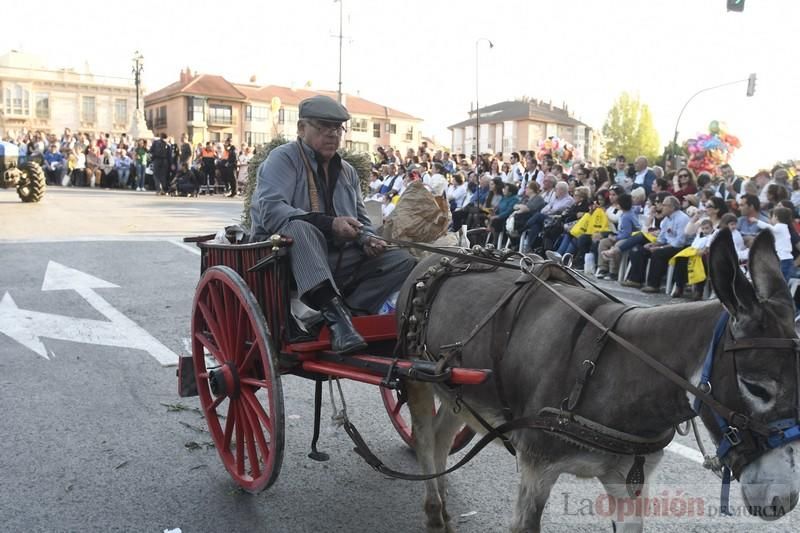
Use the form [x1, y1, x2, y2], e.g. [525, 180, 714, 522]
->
[336, 0, 343, 104]
[474, 38, 493, 158]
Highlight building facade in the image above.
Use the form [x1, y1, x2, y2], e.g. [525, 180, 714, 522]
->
[0, 50, 137, 139]
[144, 70, 423, 153]
[448, 99, 593, 162]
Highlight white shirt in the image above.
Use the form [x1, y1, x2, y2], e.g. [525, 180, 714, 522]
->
[446, 183, 468, 208]
[754, 220, 793, 260]
[634, 168, 649, 186]
[426, 173, 448, 197]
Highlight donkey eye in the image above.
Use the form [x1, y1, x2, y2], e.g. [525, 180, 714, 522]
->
[740, 379, 772, 402]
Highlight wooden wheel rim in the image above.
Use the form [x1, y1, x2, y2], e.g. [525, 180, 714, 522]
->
[191, 266, 285, 492]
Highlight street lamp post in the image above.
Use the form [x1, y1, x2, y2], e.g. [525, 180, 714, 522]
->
[475, 38, 493, 159]
[670, 73, 756, 166]
[132, 51, 144, 112]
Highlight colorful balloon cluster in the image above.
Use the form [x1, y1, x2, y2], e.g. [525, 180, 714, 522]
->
[536, 136, 574, 164]
[684, 120, 742, 175]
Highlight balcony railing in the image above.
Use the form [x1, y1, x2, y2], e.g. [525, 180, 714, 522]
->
[208, 116, 233, 126]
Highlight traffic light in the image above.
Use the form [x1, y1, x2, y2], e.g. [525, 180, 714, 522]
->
[727, 0, 745, 12]
[746, 73, 757, 96]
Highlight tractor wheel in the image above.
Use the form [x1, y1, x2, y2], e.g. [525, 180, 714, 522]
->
[17, 162, 46, 203]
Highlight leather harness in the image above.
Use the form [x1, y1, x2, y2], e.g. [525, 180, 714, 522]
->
[343, 239, 800, 494]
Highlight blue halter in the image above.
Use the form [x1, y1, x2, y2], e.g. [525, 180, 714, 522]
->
[693, 311, 800, 515]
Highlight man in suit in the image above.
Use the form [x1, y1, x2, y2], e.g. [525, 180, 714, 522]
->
[250, 95, 416, 354]
[631, 156, 656, 196]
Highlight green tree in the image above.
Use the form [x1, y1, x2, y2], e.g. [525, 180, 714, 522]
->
[240, 138, 372, 229]
[602, 92, 660, 163]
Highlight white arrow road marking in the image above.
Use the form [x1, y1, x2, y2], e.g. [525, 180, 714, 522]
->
[0, 262, 179, 366]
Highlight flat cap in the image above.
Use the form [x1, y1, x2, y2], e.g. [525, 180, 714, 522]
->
[298, 95, 350, 122]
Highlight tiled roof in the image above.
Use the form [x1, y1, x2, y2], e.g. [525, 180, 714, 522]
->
[233, 84, 419, 120]
[145, 73, 247, 103]
[146, 71, 420, 121]
[448, 100, 587, 129]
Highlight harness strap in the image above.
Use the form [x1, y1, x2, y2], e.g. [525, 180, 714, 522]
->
[342, 405, 674, 482]
[518, 267, 775, 438]
[567, 305, 638, 411]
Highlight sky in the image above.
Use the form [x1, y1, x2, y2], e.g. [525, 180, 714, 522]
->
[3, 0, 798, 174]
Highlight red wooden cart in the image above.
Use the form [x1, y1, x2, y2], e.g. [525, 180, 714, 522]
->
[177, 234, 491, 492]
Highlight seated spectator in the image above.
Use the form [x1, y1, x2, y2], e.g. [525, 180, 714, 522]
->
[169, 162, 200, 197]
[115, 149, 132, 189]
[670, 218, 715, 299]
[736, 193, 769, 245]
[509, 181, 546, 238]
[764, 182, 789, 210]
[99, 148, 116, 188]
[488, 183, 520, 244]
[453, 173, 491, 230]
[597, 193, 640, 279]
[622, 195, 690, 292]
[672, 168, 698, 202]
[552, 186, 592, 256]
[43, 144, 66, 185]
[522, 181, 575, 253]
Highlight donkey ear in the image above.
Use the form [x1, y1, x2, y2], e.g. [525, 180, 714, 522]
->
[710, 227, 758, 317]
[748, 229, 793, 306]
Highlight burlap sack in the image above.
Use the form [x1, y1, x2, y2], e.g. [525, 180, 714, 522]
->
[383, 181, 450, 245]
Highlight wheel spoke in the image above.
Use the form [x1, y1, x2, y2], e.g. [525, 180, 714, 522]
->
[241, 378, 270, 389]
[195, 331, 224, 365]
[234, 402, 246, 476]
[198, 299, 229, 362]
[207, 282, 231, 356]
[238, 399, 261, 479]
[207, 394, 226, 414]
[233, 299, 246, 365]
[223, 398, 237, 450]
[242, 389, 273, 437]
[222, 285, 238, 360]
[242, 397, 271, 468]
[238, 341, 259, 374]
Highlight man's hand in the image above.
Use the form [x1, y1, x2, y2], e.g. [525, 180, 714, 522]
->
[362, 236, 386, 257]
[332, 216, 362, 240]
[644, 243, 660, 251]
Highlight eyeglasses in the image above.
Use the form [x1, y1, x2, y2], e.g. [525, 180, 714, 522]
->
[705, 204, 716, 209]
[307, 120, 347, 136]
[678, 173, 689, 178]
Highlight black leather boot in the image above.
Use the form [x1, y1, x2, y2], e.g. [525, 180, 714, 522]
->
[320, 296, 367, 354]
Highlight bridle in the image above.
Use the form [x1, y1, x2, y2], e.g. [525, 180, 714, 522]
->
[693, 311, 800, 512]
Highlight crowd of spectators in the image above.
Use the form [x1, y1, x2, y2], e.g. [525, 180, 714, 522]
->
[367, 143, 800, 300]
[2, 128, 254, 197]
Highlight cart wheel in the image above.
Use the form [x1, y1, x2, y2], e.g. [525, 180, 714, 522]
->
[191, 265, 285, 493]
[381, 388, 475, 454]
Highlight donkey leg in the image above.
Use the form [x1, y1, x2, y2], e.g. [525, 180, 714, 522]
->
[596, 451, 664, 533]
[407, 382, 449, 532]
[510, 453, 561, 533]
[431, 407, 467, 531]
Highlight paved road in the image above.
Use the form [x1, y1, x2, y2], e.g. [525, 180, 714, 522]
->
[1, 187, 797, 532]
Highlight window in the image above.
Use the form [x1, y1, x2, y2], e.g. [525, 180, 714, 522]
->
[278, 108, 298, 126]
[114, 99, 128, 124]
[81, 96, 96, 122]
[373, 122, 381, 138]
[35, 92, 49, 119]
[405, 125, 414, 141]
[146, 109, 153, 128]
[187, 96, 205, 122]
[385, 123, 396, 134]
[4, 84, 30, 116]
[210, 131, 221, 142]
[155, 106, 167, 128]
[351, 118, 367, 133]
[246, 105, 269, 122]
[208, 104, 233, 125]
[245, 131, 268, 146]
[345, 141, 369, 153]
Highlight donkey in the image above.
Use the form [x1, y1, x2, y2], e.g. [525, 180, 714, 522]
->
[401, 228, 800, 532]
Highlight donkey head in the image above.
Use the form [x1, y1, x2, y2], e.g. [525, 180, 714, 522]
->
[709, 228, 800, 519]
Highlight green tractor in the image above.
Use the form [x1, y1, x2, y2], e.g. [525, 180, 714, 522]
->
[1, 140, 46, 202]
